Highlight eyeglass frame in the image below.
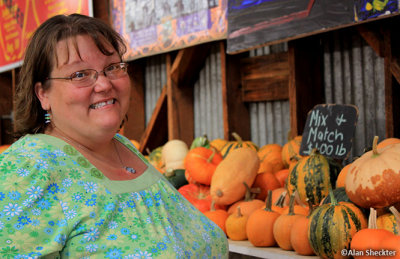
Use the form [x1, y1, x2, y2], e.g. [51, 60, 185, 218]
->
[45, 62, 129, 87]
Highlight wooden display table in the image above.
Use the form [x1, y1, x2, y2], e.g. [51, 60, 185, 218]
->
[228, 240, 318, 259]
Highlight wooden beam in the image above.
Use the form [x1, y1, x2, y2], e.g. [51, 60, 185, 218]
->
[220, 41, 251, 141]
[170, 43, 211, 85]
[357, 24, 384, 57]
[288, 36, 324, 138]
[123, 59, 146, 142]
[166, 54, 194, 145]
[0, 71, 12, 117]
[139, 86, 168, 153]
[92, 0, 111, 24]
[391, 58, 400, 85]
[240, 52, 289, 102]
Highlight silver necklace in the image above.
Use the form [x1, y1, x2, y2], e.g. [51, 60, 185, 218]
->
[52, 129, 136, 174]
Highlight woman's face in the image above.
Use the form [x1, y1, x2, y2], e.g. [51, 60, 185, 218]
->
[37, 34, 131, 142]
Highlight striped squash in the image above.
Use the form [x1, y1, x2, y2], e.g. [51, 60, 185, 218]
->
[282, 135, 302, 167]
[377, 213, 400, 235]
[220, 132, 258, 158]
[308, 190, 367, 259]
[287, 149, 342, 206]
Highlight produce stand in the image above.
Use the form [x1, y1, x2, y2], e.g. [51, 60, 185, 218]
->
[228, 240, 317, 259]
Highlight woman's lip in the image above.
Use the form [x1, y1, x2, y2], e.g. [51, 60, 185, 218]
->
[89, 98, 116, 109]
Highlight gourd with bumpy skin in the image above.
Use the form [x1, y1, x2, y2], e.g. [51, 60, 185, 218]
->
[210, 148, 260, 206]
[345, 136, 400, 208]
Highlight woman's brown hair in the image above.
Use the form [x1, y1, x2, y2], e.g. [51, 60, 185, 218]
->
[14, 13, 127, 138]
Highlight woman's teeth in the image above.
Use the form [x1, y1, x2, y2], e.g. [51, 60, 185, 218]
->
[90, 99, 115, 109]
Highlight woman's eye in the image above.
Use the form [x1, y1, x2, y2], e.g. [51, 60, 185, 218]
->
[72, 71, 88, 79]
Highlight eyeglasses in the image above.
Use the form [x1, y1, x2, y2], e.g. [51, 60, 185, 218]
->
[45, 62, 129, 88]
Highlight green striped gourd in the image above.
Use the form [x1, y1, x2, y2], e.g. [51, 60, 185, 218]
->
[287, 149, 342, 206]
[220, 132, 258, 158]
[308, 189, 367, 259]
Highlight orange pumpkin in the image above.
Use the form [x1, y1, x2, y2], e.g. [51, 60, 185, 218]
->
[252, 172, 281, 201]
[210, 138, 228, 152]
[225, 207, 248, 241]
[351, 208, 394, 259]
[0, 144, 11, 154]
[274, 169, 290, 187]
[290, 201, 315, 256]
[220, 132, 258, 158]
[377, 137, 400, 149]
[204, 201, 229, 235]
[346, 136, 400, 208]
[184, 147, 223, 185]
[178, 184, 225, 212]
[257, 144, 284, 174]
[336, 163, 351, 188]
[227, 183, 265, 216]
[380, 234, 400, 259]
[246, 191, 280, 247]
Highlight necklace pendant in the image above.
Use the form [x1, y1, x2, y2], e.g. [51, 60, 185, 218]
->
[125, 167, 136, 174]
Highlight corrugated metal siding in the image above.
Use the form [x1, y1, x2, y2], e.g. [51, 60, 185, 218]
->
[144, 54, 167, 125]
[322, 31, 385, 158]
[193, 45, 224, 140]
[248, 44, 291, 147]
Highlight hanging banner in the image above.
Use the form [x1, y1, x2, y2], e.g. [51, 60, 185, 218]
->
[110, 0, 228, 61]
[0, 0, 92, 73]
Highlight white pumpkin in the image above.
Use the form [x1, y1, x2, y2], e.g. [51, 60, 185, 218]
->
[162, 139, 189, 170]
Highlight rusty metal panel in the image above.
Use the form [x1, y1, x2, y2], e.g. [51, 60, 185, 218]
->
[323, 31, 385, 158]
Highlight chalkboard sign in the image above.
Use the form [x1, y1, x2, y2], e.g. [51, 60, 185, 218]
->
[300, 104, 358, 159]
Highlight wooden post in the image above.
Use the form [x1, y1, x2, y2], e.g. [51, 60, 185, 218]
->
[288, 36, 324, 138]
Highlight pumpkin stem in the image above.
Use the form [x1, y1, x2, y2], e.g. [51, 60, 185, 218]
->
[236, 206, 243, 218]
[275, 190, 287, 207]
[146, 148, 151, 155]
[288, 192, 296, 215]
[232, 132, 243, 144]
[372, 136, 379, 156]
[368, 208, 377, 229]
[216, 189, 223, 197]
[207, 148, 216, 163]
[243, 182, 253, 201]
[210, 200, 216, 212]
[328, 188, 337, 206]
[310, 148, 319, 156]
[306, 199, 315, 218]
[264, 190, 273, 212]
[164, 168, 175, 177]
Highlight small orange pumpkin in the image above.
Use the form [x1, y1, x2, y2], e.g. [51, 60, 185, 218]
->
[204, 201, 229, 235]
[252, 172, 281, 201]
[225, 207, 248, 241]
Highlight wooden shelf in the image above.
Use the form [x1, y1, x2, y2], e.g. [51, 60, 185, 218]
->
[228, 240, 318, 259]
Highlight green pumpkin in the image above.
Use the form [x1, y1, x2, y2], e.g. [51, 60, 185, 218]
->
[322, 187, 369, 217]
[190, 134, 210, 150]
[163, 169, 188, 189]
[308, 189, 367, 259]
[287, 149, 342, 206]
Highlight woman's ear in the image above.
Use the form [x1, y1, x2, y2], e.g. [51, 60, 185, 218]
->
[35, 82, 50, 110]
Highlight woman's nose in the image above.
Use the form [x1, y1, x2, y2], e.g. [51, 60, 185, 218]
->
[93, 73, 113, 92]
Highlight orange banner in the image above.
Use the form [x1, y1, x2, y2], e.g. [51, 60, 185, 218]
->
[0, 0, 91, 73]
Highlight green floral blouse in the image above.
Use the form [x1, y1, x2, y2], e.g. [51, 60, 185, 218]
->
[0, 134, 228, 258]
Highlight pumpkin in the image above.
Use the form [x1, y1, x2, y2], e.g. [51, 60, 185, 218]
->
[252, 171, 281, 201]
[308, 189, 367, 259]
[227, 182, 265, 216]
[147, 146, 163, 169]
[225, 207, 248, 241]
[380, 232, 400, 259]
[162, 139, 189, 170]
[0, 144, 11, 154]
[210, 138, 228, 152]
[246, 190, 280, 247]
[257, 144, 284, 174]
[163, 169, 188, 189]
[320, 187, 369, 216]
[220, 132, 258, 158]
[210, 148, 260, 205]
[273, 193, 303, 250]
[351, 208, 393, 259]
[271, 187, 290, 208]
[274, 169, 290, 187]
[204, 201, 229, 235]
[377, 213, 399, 235]
[129, 139, 140, 149]
[377, 137, 400, 149]
[178, 183, 225, 213]
[335, 163, 351, 188]
[190, 134, 210, 149]
[282, 135, 302, 168]
[290, 201, 315, 256]
[287, 149, 342, 206]
[184, 147, 223, 185]
[345, 136, 400, 208]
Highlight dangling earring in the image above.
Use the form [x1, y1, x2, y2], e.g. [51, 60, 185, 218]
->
[44, 112, 51, 124]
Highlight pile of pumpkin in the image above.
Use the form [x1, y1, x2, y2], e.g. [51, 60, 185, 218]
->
[146, 133, 400, 259]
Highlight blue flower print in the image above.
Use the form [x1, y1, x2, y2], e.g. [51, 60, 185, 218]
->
[72, 192, 84, 203]
[7, 191, 21, 201]
[37, 198, 51, 210]
[34, 159, 48, 170]
[108, 221, 118, 229]
[157, 242, 166, 251]
[84, 228, 100, 242]
[62, 178, 72, 187]
[31, 208, 41, 216]
[44, 228, 53, 235]
[0, 192, 5, 201]
[105, 202, 116, 211]
[26, 186, 44, 199]
[85, 244, 98, 253]
[3, 203, 23, 217]
[17, 216, 31, 225]
[55, 234, 67, 245]
[85, 198, 96, 207]
[120, 228, 130, 235]
[105, 247, 123, 259]
[107, 234, 117, 240]
[47, 183, 59, 194]
[16, 168, 30, 177]
[84, 182, 98, 193]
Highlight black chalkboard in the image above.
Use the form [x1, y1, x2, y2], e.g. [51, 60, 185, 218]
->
[300, 104, 358, 159]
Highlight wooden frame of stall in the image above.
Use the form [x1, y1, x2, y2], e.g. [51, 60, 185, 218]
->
[0, 0, 399, 154]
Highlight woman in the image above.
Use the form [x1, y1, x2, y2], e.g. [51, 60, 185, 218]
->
[0, 14, 228, 258]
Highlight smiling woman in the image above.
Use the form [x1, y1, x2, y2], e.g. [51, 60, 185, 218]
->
[0, 14, 228, 258]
